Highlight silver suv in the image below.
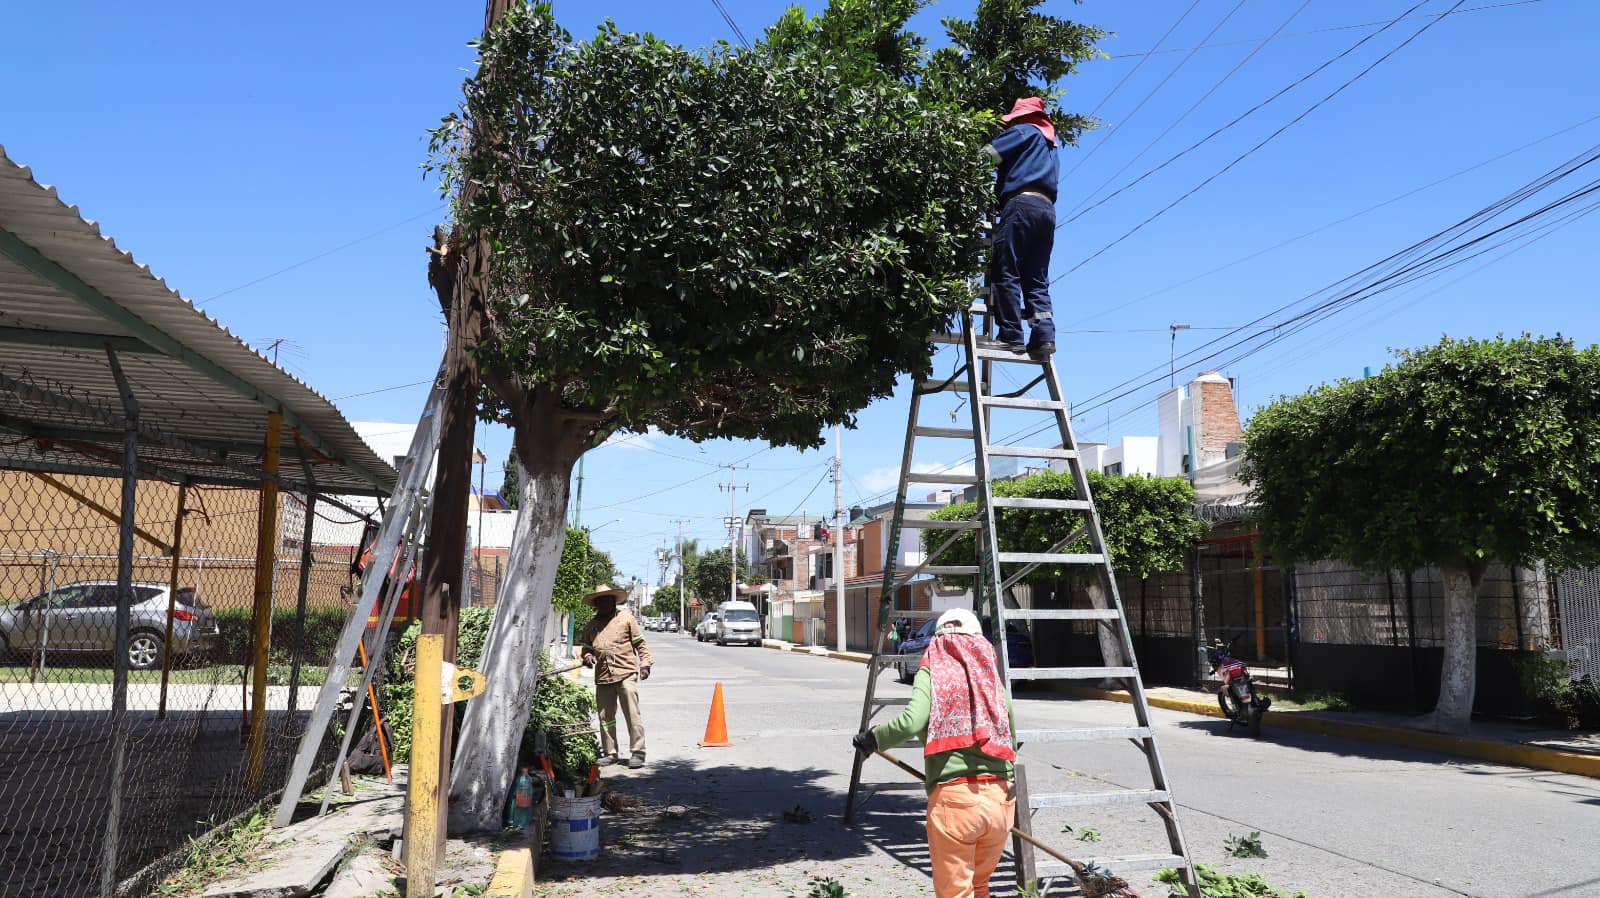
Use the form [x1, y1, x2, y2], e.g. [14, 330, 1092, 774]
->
[0, 581, 220, 670]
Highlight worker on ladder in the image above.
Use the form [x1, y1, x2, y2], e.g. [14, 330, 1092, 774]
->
[986, 96, 1059, 360]
[853, 609, 1017, 898]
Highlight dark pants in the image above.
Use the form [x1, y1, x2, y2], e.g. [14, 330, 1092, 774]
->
[990, 193, 1056, 345]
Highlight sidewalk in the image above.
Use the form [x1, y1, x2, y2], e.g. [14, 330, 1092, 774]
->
[764, 636, 1600, 778]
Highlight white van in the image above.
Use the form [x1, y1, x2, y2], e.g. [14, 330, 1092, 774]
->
[714, 600, 762, 646]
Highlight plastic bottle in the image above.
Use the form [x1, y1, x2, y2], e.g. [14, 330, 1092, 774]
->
[507, 767, 536, 828]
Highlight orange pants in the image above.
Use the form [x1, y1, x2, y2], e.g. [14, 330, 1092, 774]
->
[926, 779, 1016, 898]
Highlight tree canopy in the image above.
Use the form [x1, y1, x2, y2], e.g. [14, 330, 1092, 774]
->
[1240, 335, 1600, 574]
[930, 469, 1206, 587]
[499, 447, 520, 508]
[689, 546, 750, 607]
[430, 0, 1104, 453]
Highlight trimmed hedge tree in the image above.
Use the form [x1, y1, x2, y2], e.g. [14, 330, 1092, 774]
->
[435, 0, 1103, 829]
[1240, 335, 1600, 734]
[931, 470, 1205, 669]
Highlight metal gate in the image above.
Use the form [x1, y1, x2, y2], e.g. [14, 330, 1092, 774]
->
[1555, 567, 1600, 681]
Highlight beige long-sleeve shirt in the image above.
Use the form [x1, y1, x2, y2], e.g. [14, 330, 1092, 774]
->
[580, 609, 653, 684]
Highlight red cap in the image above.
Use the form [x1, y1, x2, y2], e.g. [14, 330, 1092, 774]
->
[1002, 96, 1048, 122]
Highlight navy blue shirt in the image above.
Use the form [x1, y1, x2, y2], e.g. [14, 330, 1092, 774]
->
[990, 124, 1058, 202]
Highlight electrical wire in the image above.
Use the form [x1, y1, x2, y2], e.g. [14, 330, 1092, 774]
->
[1063, 0, 1249, 182]
[1058, 0, 1440, 234]
[1082, 0, 1202, 121]
[1056, 0, 1470, 282]
[709, 0, 751, 48]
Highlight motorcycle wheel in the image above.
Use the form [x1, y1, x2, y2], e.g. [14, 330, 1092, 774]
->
[1217, 691, 1242, 728]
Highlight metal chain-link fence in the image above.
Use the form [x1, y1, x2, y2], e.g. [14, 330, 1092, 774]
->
[1554, 567, 1600, 682]
[0, 470, 383, 898]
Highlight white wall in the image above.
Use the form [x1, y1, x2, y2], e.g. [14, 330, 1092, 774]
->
[1156, 386, 1188, 477]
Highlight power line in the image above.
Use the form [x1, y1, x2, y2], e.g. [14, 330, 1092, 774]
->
[1083, 0, 1202, 120]
[1059, 0, 1439, 233]
[1105, 0, 1542, 59]
[1066, 0, 1311, 218]
[201, 204, 446, 305]
[1065, 108, 1600, 328]
[1056, 0, 1469, 283]
[331, 379, 432, 401]
[709, 0, 750, 48]
[1064, 0, 1249, 181]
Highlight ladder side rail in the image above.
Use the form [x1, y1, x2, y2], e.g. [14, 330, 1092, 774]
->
[962, 315, 1014, 687]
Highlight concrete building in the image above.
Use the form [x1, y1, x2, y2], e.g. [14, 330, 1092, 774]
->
[1077, 435, 1159, 477]
[1156, 371, 1246, 479]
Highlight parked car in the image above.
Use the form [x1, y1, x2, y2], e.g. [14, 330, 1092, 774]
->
[666, 618, 680, 632]
[715, 600, 762, 646]
[0, 580, 220, 671]
[695, 612, 721, 642]
[895, 615, 1034, 684]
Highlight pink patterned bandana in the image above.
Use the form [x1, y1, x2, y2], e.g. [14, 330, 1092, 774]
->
[920, 633, 1015, 761]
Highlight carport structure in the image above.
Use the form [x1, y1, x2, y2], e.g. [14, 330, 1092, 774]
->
[0, 146, 399, 898]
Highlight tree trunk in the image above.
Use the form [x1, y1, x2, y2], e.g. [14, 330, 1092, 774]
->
[447, 446, 578, 832]
[1084, 578, 1129, 687]
[1429, 564, 1483, 735]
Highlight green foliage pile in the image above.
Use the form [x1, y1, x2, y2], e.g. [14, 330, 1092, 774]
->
[930, 470, 1205, 587]
[1519, 655, 1600, 731]
[521, 656, 599, 784]
[1156, 866, 1308, 898]
[1224, 831, 1268, 859]
[211, 607, 347, 666]
[1241, 335, 1600, 574]
[433, 0, 1103, 451]
[153, 812, 270, 898]
[383, 606, 495, 758]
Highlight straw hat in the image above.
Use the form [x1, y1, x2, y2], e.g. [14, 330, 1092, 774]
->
[583, 584, 630, 607]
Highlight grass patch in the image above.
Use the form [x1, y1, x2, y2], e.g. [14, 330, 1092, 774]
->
[153, 812, 271, 897]
[1267, 689, 1354, 712]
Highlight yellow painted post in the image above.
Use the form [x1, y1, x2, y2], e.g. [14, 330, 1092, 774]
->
[158, 483, 188, 719]
[407, 633, 445, 897]
[247, 412, 283, 795]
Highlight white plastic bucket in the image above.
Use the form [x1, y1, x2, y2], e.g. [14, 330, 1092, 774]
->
[550, 794, 602, 861]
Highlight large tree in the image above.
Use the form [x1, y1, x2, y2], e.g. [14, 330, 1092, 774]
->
[1240, 335, 1600, 734]
[689, 546, 751, 609]
[931, 470, 1204, 670]
[435, 0, 1103, 829]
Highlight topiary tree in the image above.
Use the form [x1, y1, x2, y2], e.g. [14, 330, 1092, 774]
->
[1240, 335, 1600, 734]
[931, 470, 1204, 670]
[435, 0, 1103, 830]
[498, 447, 520, 509]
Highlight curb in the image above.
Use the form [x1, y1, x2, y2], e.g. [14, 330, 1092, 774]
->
[483, 796, 548, 898]
[1061, 685, 1600, 780]
[760, 640, 870, 664]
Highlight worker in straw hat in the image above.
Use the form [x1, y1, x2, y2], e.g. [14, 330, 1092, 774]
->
[854, 608, 1016, 898]
[579, 584, 653, 768]
[986, 95, 1059, 360]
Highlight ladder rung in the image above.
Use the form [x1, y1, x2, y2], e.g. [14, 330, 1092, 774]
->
[872, 697, 911, 707]
[1009, 666, 1138, 680]
[929, 332, 962, 345]
[902, 519, 981, 531]
[913, 426, 975, 439]
[980, 396, 1065, 411]
[871, 654, 921, 665]
[975, 347, 1047, 364]
[1037, 855, 1185, 879]
[990, 496, 1092, 511]
[924, 565, 980, 576]
[998, 552, 1105, 565]
[1016, 726, 1154, 744]
[917, 380, 972, 393]
[987, 445, 1078, 460]
[1031, 789, 1171, 810]
[906, 473, 980, 485]
[1004, 608, 1119, 621]
[970, 304, 990, 316]
[887, 609, 943, 619]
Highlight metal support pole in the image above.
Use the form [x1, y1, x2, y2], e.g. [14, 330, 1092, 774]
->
[1011, 764, 1038, 888]
[101, 347, 139, 898]
[1190, 550, 1207, 684]
[286, 457, 318, 722]
[158, 483, 189, 719]
[834, 425, 846, 653]
[247, 411, 284, 796]
[1404, 569, 1419, 713]
[406, 633, 445, 897]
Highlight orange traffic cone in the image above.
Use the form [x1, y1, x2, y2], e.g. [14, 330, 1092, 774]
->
[698, 681, 734, 748]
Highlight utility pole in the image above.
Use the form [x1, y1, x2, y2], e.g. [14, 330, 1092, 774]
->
[411, 0, 514, 891]
[718, 464, 748, 607]
[833, 425, 846, 653]
[672, 518, 689, 627]
[1169, 323, 1191, 389]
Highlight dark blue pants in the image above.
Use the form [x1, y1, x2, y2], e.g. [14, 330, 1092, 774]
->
[991, 193, 1056, 345]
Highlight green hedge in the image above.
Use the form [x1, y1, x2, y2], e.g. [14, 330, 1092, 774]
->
[211, 607, 348, 666]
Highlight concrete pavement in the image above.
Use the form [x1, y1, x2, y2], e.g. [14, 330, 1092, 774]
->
[540, 633, 1600, 898]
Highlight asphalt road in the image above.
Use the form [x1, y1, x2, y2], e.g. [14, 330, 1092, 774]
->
[555, 633, 1599, 898]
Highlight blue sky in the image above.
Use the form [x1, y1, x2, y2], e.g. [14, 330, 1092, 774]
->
[5, 1, 1595, 579]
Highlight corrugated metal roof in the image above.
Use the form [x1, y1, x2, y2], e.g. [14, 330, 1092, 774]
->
[0, 146, 399, 496]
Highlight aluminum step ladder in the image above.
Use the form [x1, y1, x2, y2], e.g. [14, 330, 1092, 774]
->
[843, 307, 1200, 897]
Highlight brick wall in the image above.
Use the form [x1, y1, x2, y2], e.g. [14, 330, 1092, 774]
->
[1197, 379, 1244, 450]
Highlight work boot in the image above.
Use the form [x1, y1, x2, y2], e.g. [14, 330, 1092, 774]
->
[1028, 340, 1055, 360]
[596, 754, 619, 767]
[997, 339, 1027, 354]
[628, 752, 647, 769]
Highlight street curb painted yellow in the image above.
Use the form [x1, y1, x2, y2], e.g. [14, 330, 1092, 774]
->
[1060, 685, 1600, 780]
[483, 798, 547, 898]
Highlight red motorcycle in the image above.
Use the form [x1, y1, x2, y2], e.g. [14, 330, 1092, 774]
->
[1204, 634, 1270, 738]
